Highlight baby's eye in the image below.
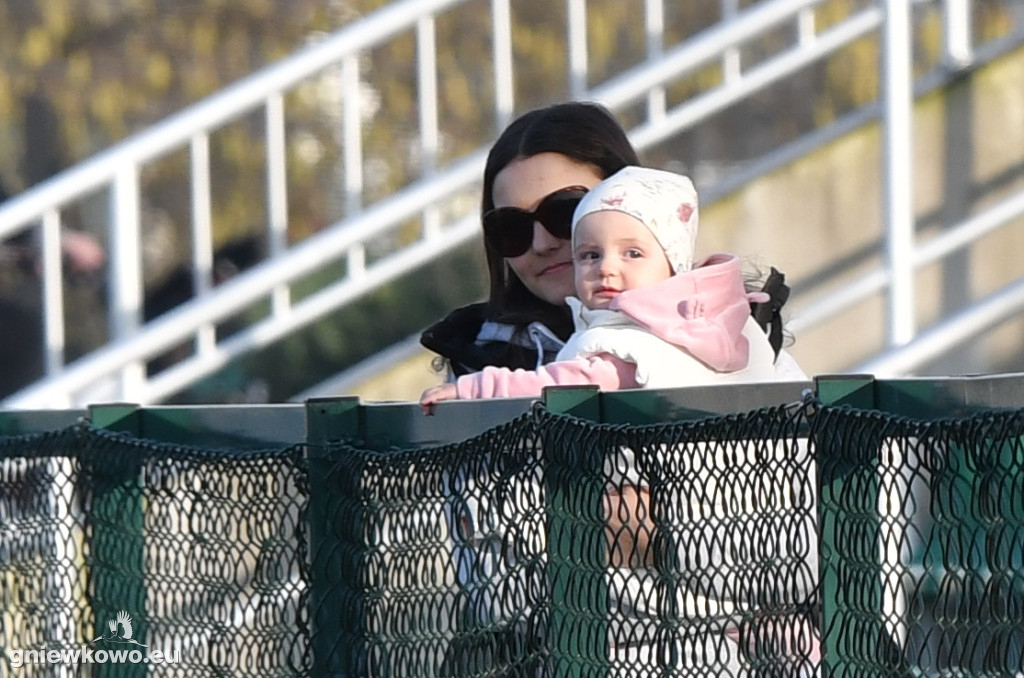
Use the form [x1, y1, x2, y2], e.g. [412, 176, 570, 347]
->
[625, 248, 644, 258]
[577, 250, 599, 261]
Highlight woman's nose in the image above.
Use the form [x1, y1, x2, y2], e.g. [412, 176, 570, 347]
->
[530, 221, 562, 252]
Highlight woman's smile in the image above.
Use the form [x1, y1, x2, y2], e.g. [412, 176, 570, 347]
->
[539, 260, 573, 276]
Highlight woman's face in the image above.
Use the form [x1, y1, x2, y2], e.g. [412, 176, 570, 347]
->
[491, 153, 605, 306]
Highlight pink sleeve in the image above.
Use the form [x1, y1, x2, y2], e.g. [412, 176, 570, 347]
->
[456, 354, 639, 399]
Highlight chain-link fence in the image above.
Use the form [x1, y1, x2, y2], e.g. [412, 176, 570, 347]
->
[2, 390, 1022, 676]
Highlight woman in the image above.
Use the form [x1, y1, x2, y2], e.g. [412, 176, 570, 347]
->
[420, 101, 641, 377]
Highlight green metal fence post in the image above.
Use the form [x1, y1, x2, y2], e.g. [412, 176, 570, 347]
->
[89, 404, 142, 435]
[814, 376, 908, 674]
[305, 397, 363, 677]
[815, 374, 877, 411]
[87, 404, 147, 678]
[541, 386, 609, 678]
[814, 376, 869, 676]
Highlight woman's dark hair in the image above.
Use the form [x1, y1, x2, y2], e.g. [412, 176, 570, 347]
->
[481, 101, 640, 339]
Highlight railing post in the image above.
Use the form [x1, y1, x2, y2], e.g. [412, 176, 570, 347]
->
[721, 0, 741, 83]
[491, 0, 514, 128]
[340, 54, 366, 281]
[40, 209, 66, 379]
[189, 133, 217, 357]
[813, 376, 876, 675]
[943, 0, 973, 69]
[541, 386, 609, 678]
[566, 0, 588, 100]
[417, 15, 443, 241]
[645, 0, 667, 121]
[109, 169, 146, 401]
[882, 0, 916, 347]
[266, 92, 292, 316]
[341, 55, 363, 219]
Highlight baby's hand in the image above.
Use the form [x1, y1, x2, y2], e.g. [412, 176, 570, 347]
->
[419, 384, 458, 414]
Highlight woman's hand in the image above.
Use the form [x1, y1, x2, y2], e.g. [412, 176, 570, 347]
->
[419, 383, 458, 414]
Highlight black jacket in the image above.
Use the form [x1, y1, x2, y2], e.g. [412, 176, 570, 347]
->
[420, 303, 562, 378]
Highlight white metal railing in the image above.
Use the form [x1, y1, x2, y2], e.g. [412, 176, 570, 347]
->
[2, 0, 1023, 408]
[791, 180, 1024, 330]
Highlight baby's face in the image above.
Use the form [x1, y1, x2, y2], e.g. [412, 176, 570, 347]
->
[573, 211, 673, 309]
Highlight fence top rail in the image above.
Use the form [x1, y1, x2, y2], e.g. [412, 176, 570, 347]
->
[6, 375, 1023, 447]
[815, 372, 1024, 418]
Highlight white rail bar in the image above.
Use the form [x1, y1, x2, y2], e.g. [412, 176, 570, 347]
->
[625, 6, 883, 150]
[789, 187, 1024, 334]
[491, 0, 514, 130]
[944, 0, 973, 68]
[591, 0, 833, 112]
[41, 209, 64, 377]
[142, 213, 484, 404]
[4, 154, 486, 407]
[856, 276, 1024, 376]
[882, 0, 916, 347]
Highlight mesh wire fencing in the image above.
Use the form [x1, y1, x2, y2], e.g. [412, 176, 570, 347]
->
[1, 401, 1023, 676]
[314, 405, 820, 678]
[0, 425, 310, 677]
[810, 404, 1024, 678]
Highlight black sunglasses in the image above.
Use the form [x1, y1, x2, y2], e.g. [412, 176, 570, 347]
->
[482, 185, 589, 258]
